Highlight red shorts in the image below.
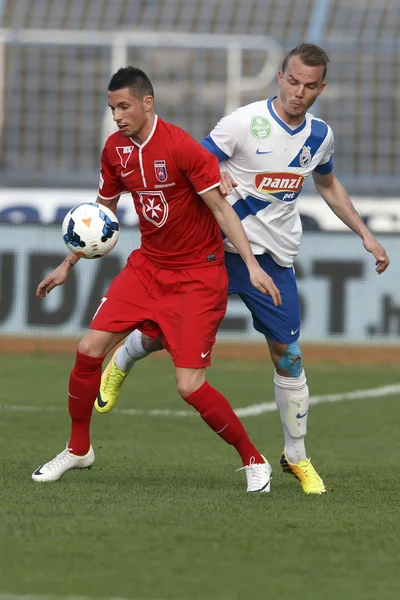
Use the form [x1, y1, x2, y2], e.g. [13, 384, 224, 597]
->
[90, 250, 228, 368]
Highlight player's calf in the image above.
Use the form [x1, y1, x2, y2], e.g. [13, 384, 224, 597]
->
[274, 367, 308, 443]
[182, 378, 271, 491]
[142, 334, 164, 353]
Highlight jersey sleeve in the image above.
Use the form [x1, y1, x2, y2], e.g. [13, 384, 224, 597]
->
[98, 143, 126, 200]
[314, 125, 334, 175]
[177, 134, 221, 194]
[201, 110, 244, 161]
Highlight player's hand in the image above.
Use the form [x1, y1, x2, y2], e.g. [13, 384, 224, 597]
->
[36, 264, 70, 298]
[249, 265, 282, 306]
[219, 171, 238, 197]
[362, 234, 390, 274]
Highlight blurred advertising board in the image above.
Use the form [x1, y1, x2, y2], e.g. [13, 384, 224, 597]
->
[1, 188, 400, 233]
[0, 224, 398, 343]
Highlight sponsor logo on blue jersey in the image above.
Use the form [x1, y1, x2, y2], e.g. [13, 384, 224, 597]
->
[254, 172, 304, 202]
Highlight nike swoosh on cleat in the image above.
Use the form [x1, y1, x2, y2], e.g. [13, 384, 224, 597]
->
[296, 410, 308, 419]
[96, 393, 108, 408]
[33, 466, 45, 475]
[256, 149, 273, 155]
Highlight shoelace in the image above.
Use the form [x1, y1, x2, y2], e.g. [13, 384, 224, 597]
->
[300, 459, 323, 491]
[236, 456, 257, 471]
[45, 448, 73, 471]
[103, 366, 126, 394]
[236, 457, 266, 488]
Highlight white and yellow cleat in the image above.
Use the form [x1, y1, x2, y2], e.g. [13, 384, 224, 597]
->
[237, 455, 272, 493]
[280, 451, 326, 494]
[95, 348, 128, 414]
[32, 446, 94, 482]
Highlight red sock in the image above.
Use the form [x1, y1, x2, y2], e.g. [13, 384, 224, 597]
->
[68, 350, 105, 455]
[183, 382, 263, 466]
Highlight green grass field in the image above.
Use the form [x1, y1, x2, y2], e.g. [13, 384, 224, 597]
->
[1, 353, 399, 600]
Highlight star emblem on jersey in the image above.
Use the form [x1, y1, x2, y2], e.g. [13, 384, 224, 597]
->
[138, 191, 169, 227]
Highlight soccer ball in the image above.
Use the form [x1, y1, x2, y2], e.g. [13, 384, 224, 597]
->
[62, 202, 120, 259]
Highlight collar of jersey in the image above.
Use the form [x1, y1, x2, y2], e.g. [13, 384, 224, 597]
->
[267, 97, 306, 136]
[129, 114, 158, 149]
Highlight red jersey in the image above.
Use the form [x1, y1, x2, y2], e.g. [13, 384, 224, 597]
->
[98, 116, 224, 269]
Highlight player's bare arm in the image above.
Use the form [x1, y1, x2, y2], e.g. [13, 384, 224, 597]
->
[201, 188, 282, 306]
[313, 171, 390, 274]
[96, 194, 120, 216]
[36, 251, 80, 298]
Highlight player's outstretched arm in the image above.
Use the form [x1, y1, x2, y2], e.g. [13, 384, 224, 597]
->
[201, 188, 282, 306]
[313, 171, 390, 274]
[361, 235, 390, 274]
[36, 252, 80, 298]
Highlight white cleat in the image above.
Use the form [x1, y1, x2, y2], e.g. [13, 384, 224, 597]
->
[32, 445, 95, 482]
[236, 455, 272, 493]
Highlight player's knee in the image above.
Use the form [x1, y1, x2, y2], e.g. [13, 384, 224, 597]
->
[142, 334, 163, 353]
[277, 342, 302, 378]
[77, 338, 104, 358]
[176, 381, 196, 398]
[176, 372, 206, 399]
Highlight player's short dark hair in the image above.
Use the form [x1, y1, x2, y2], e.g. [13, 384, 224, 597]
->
[282, 43, 329, 81]
[108, 66, 154, 99]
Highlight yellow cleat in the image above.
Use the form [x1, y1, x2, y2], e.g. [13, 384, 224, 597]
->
[95, 348, 129, 414]
[280, 451, 326, 494]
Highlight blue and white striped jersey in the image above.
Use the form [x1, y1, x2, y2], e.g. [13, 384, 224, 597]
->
[202, 97, 334, 267]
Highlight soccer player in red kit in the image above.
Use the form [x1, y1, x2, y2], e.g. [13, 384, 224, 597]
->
[32, 67, 282, 493]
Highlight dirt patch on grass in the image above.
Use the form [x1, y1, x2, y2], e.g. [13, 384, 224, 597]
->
[215, 342, 400, 365]
[1, 336, 399, 365]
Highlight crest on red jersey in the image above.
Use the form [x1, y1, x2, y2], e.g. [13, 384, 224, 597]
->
[116, 146, 135, 168]
[138, 191, 169, 227]
[154, 160, 168, 182]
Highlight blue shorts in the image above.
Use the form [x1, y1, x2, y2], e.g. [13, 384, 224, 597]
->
[225, 252, 300, 344]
